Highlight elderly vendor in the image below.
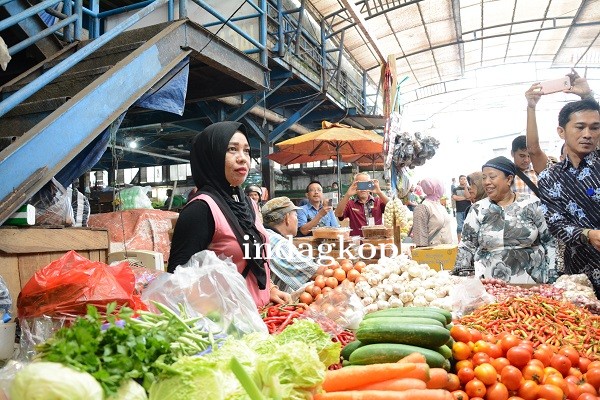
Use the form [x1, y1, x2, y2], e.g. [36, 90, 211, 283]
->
[262, 197, 325, 292]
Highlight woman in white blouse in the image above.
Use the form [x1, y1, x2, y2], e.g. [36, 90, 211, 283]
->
[412, 178, 453, 247]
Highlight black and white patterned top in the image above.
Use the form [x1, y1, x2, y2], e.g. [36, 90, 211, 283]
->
[538, 150, 600, 295]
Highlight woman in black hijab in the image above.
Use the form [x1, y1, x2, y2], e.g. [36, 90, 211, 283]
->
[451, 156, 552, 284]
[168, 121, 291, 306]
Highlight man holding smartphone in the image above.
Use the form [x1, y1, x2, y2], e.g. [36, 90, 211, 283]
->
[335, 173, 389, 236]
[297, 181, 339, 236]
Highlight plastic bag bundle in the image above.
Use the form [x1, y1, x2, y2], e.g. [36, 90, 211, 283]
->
[392, 131, 440, 170]
[117, 186, 153, 210]
[29, 178, 74, 226]
[0, 276, 11, 315]
[142, 250, 267, 337]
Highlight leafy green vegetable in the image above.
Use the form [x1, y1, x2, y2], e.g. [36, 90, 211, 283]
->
[148, 358, 225, 400]
[274, 319, 341, 367]
[10, 362, 104, 400]
[107, 380, 148, 400]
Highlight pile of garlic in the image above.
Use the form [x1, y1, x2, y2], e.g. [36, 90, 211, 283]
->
[383, 197, 409, 228]
[353, 254, 453, 313]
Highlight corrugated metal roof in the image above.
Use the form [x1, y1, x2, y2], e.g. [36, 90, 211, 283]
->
[308, 0, 600, 93]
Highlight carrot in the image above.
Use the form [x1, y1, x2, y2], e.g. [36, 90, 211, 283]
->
[314, 388, 454, 400]
[397, 352, 427, 364]
[322, 363, 423, 392]
[356, 377, 427, 391]
[425, 368, 449, 389]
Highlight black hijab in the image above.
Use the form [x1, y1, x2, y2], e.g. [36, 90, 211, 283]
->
[190, 121, 268, 289]
[482, 156, 540, 197]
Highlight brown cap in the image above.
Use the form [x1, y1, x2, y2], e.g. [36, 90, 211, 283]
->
[261, 196, 301, 224]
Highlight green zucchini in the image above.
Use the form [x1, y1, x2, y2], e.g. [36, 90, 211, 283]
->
[349, 343, 446, 367]
[364, 308, 447, 325]
[359, 316, 444, 328]
[436, 344, 452, 359]
[340, 340, 363, 360]
[356, 321, 450, 348]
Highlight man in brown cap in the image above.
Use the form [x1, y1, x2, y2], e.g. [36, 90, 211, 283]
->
[262, 197, 324, 292]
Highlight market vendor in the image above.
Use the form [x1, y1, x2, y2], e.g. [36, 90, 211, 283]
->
[168, 121, 291, 306]
[335, 173, 389, 236]
[452, 156, 553, 284]
[538, 98, 600, 297]
[297, 180, 339, 236]
[261, 196, 325, 293]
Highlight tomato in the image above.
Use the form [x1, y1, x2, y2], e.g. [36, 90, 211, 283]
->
[456, 360, 475, 371]
[500, 334, 521, 353]
[522, 364, 545, 384]
[544, 367, 563, 379]
[474, 363, 498, 386]
[469, 328, 483, 342]
[550, 354, 572, 377]
[486, 343, 504, 359]
[579, 357, 592, 373]
[492, 357, 511, 374]
[569, 367, 583, 379]
[485, 382, 508, 400]
[578, 382, 597, 396]
[537, 383, 564, 400]
[519, 340, 534, 353]
[566, 381, 582, 400]
[472, 352, 491, 367]
[487, 382, 509, 400]
[453, 342, 473, 361]
[352, 261, 366, 272]
[565, 375, 582, 385]
[465, 378, 487, 398]
[577, 393, 597, 400]
[501, 365, 523, 391]
[533, 348, 553, 367]
[447, 373, 461, 392]
[584, 367, 600, 390]
[451, 325, 473, 343]
[543, 374, 568, 394]
[451, 390, 469, 400]
[458, 367, 476, 385]
[559, 346, 581, 367]
[527, 359, 545, 369]
[587, 361, 600, 371]
[518, 380, 539, 400]
[507, 346, 532, 368]
[473, 340, 491, 354]
[507, 397, 525, 400]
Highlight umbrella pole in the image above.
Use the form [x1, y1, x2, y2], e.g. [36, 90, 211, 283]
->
[336, 147, 342, 200]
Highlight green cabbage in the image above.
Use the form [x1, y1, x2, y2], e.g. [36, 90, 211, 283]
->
[107, 380, 148, 400]
[10, 362, 103, 400]
[274, 319, 341, 367]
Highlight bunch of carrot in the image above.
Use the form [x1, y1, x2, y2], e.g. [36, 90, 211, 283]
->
[314, 353, 454, 400]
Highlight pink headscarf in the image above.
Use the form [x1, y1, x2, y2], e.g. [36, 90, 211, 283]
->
[420, 178, 444, 202]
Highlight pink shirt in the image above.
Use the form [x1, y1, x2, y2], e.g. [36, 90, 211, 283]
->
[196, 194, 271, 307]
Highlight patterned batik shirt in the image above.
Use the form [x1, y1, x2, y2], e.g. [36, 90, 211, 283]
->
[452, 193, 553, 284]
[538, 150, 600, 295]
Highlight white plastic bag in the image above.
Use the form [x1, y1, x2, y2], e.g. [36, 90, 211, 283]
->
[142, 250, 267, 336]
[449, 276, 495, 319]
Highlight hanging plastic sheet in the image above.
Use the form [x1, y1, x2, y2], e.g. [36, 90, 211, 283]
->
[133, 57, 189, 116]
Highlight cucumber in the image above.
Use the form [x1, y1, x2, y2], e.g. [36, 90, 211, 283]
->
[349, 343, 446, 367]
[359, 316, 444, 328]
[340, 340, 363, 360]
[356, 321, 450, 348]
[364, 308, 447, 325]
[436, 344, 452, 359]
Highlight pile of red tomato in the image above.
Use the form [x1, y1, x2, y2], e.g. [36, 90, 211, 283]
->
[449, 324, 600, 400]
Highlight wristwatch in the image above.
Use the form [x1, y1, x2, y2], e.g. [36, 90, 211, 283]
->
[580, 229, 591, 245]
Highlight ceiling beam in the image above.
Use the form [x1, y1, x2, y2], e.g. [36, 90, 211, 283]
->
[552, 0, 590, 65]
[357, 0, 425, 20]
[451, 0, 465, 76]
[338, 0, 386, 64]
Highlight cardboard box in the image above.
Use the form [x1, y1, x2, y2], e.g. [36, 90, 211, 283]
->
[411, 244, 458, 271]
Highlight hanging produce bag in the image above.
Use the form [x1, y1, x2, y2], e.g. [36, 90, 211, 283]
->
[17, 250, 147, 319]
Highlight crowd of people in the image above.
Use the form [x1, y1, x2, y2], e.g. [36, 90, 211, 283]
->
[166, 69, 600, 307]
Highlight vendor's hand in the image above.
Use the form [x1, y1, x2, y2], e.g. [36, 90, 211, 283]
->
[270, 288, 292, 304]
[566, 68, 593, 99]
[589, 229, 600, 252]
[526, 83, 543, 108]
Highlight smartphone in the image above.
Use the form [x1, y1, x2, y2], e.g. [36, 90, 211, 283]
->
[540, 76, 571, 94]
[357, 181, 375, 190]
[327, 199, 333, 207]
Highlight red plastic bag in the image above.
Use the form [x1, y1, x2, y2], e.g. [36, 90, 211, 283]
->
[17, 250, 147, 319]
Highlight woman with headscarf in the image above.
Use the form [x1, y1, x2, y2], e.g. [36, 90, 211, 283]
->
[411, 178, 453, 247]
[452, 156, 552, 284]
[168, 121, 291, 306]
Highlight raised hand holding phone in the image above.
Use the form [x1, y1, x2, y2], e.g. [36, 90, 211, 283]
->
[539, 76, 571, 94]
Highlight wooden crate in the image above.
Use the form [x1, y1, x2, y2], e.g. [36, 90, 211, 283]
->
[0, 227, 109, 314]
